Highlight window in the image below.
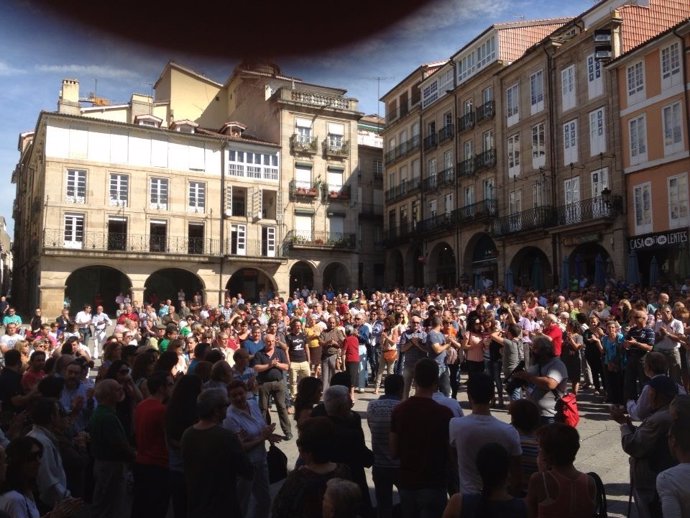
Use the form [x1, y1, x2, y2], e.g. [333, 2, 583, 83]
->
[64, 213, 84, 249]
[329, 215, 345, 239]
[561, 65, 576, 112]
[530, 70, 544, 114]
[188, 223, 205, 254]
[230, 224, 247, 255]
[533, 181, 545, 208]
[482, 86, 493, 104]
[591, 168, 609, 217]
[663, 102, 683, 155]
[187, 182, 205, 212]
[109, 173, 128, 207]
[422, 81, 438, 108]
[587, 54, 603, 99]
[228, 150, 279, 180]
[506, 84, 519, 126]
[428, 157, 437, 176]
[444, 193, 453, 215]
[633, 182, 652, 234]
[483, 178, 495, 201]
[531, 122, 545, 169]
[262, 226, 277, 257]
[295, 117, 313, 141]
[669, 173, 689, 228]
[482, 130, 494, 152]
[108, 217, 127, 251]
[627, 61, 645, 104]
[509, 190, 522, 231]
[411, 159, 420, 179]
[295, 165, 312, 189]
[463, 140, 473, 160]
[294, 214, 312, 241]
[563, 177, 581, 224]
[629, 115, 647, 165]
[563, 119, 578, 166]
[149, 220, 167, 252]
[65, 169, 86, 204]
[464, 186, 475, 206]
[327, 168, 343, 192]
[661, 42, 681, 89]
[507, 133, 520, 178]
[463, 99, 473, 115]
[150, 178, 169, 210]
[428, 199, 437, 217]
[327, 123, 345, 150]
[589, 108, 606, 156]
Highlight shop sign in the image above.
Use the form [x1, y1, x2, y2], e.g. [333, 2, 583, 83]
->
[628, 229, 688, 251]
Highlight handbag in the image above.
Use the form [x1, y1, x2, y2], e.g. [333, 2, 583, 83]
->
[383, 348, 398, 362]
[266, 443, 288, 483]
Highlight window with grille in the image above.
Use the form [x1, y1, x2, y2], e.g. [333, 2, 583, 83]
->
[64, 213, 84, 248]
[109, 174, 129, 207]
[188, 182, 206, 212]
[65, 169, 86, 204]
[150, 178, 169, 209]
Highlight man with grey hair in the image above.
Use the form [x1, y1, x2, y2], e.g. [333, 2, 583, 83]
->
[322, 385, 374, 516]
[182, 388, 252, 518]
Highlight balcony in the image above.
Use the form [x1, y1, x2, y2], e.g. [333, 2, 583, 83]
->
[384, 135, 421, 165]
[417, 213, 453, 234]
[278, 87, 358, 111]
[422, 174, 438, 192]
[423, 133, 438, 151]
[285, 230, 356, 250]
[289, 180, 319, 200]
[359, 202, 383, 219]
[289, 134, 318, 155]
[474, 148, 496, 171]
[322, 184, 351, 201]
[383, 222, 415, 246]
[384, 178, 422, 203]
[438, 124, 454, 144]
[554, 195, 622, 227]
[451, 199, 497, 224]
[476, 100, 495, 122]
[458, 112, 475, 133]
[491, 206, 556, 236]
[438, 167, 455, 188]
[43, 230, 222, 256]
[458, 157, 476, 177]
[322, 139, 350, 159]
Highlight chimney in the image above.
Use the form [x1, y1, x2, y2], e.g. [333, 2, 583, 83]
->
[58, 79, 81, 115]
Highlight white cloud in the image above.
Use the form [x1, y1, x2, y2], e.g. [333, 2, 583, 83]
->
[35, 64, 139, 81]
[0, 61, 26, 76]
[391, 0, 511, 35]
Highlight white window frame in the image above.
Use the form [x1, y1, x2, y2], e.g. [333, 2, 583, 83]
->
[64, 213, 84, 249]
[668, 173, 689, 229]
[506, 84, 519, 126]
[150, 178, 169, 210]
[663, 101, 683, 156]
[563, 177, 581, 224]
[629, 114, 648, 165]
[444, 193, 453, 215]
[531, 122, 545, 169]
[188, 182, 206, 213]
[294, 214, 312, 241]
[563, 119, 578, 166]
[509, 190, 522, 231]
[108, 173, 128, 207]
[627, 61, 645, 105]
[561, 65, 576, 112]
[633, 182, 653, 234]
[65, 169, 86, 204]
[295, 165, 312, 189]
[464, 185, 475, 207]
[589, 107, 606, 157]
[230, 224, 247, 255]
[587, 53, 603, 99]
[263, 226, 276, 257]
[428, 199, 437, 218]
[661, 42, 681, 89]
[507, 133, 520, 178]
[530, 70, 544, 114]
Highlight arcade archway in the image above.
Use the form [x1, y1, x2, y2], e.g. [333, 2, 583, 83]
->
[290, 261, 314, 295]
[323, 262, 350, 292]
[388, 250, 404, 288]
[406, 246, 425, 288]
[226, 268, 277, 302]
[510, 247, 552, 291]
[570, 243, 614, 288]
[65, 266, 132, 314]
[465, 233, 498, 290]
[145, 268, 204, 306]
[429, 242, 456, 288]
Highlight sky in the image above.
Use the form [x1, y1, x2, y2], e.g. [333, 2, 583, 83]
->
[0, 0, 597, 236]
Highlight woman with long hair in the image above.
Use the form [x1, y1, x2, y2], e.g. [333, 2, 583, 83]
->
[442, 442, 527, 518]
[165, 374, 202, 518]
[293, 377, 323, 425]
[105, 359, 143, 440]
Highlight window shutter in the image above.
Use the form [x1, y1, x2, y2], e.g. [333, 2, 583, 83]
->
[224, 185, 233, 216]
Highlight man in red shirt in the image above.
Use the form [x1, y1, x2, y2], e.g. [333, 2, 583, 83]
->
[116, 304, 139, 326]
[131, 370, 173, 518]
[543, 314, 563, 357]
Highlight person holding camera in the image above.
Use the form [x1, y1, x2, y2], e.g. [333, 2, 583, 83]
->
[491, 323, 524, 402]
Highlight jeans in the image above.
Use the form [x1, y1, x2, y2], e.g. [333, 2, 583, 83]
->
[92, 460, 127, 518]
[624, 352, 648, 401]
[403, 364, 416, 399]
[366, 343, 379, 380]
[448, 362, 461, 399]
[258, 380, 292, 437]
[358, 350, 369, 389]
[131, 463, 170, 518]
[437, 364, 451, 397]
[484, 359, 504, 404]
[373, 466, 400, 518]
[237, 459, 270, 518]
[79, 327, 92, 347]
[399, 486, 447, 518]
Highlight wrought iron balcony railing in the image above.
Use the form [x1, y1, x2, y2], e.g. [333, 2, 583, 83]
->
[451, 199, 497, 224]
[423, 133, 438, 151]
[474, 148, 496, 170]
[476, 100, 495, 122]
[289, 179, 320, 200]
[285, 230, 356, 249]
[458, 112, 475, 133]
[322, 184, 351, 201]
[384, 135, 421, 165]
[384, 178, 422, 203]
[383, 222, 415, 246]
[322, 139, 350, 158]
[491, 206, 556, 236]
[416, 213, 453, 234]
[289, 134, 318, 155]
[554, 195, 622, 226]
[422, 174, 438, 192]
[458, 157, 476, 177]
[438, 124, 454, 144]
[43, 230, 222, 255]
[438, 167, 455, 188]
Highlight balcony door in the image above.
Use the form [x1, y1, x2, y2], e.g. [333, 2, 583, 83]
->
[188, 223, 204, 254]
[262, 226, 276, 257]
[564, 177, 581, 224]
[108, 218, 127, 251]
[591, 168, 609, 218]
[295, 214, 312, 241]
[150, 221, 167, 252]
[230, 224, 247, 255]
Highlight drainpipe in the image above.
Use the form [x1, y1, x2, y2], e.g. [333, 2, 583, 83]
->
[219, 138, 227, 302]
[447, 60, 461, 286]
[673, 28, 690, 175]
[544, 40, 560, 287]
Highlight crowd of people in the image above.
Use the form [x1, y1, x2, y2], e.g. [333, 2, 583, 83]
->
[0, 281, 688, 518]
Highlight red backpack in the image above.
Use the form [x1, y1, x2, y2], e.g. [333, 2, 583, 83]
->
[553, 391, 580, 427]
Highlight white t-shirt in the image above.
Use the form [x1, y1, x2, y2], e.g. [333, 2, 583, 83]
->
[0, 490, 39, 518]
[0, 333, 21, 350]
[657, 463, 690, 518]
[654, 318, 684, 351]
[449, 413, 522, 494]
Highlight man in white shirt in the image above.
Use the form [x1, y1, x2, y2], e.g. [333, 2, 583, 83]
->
[0, 323, 22, 353]
[449, 372, 522, 495]
[91, 306, 112, 360]
[74, 304, 93, 348]
[653, 304, 685, 384]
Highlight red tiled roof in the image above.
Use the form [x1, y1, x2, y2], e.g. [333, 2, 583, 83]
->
[620, 0, 690, 52]
[498, 21, 570, 62]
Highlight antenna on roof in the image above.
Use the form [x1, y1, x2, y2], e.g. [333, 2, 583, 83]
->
[358, 76, 395, 130]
